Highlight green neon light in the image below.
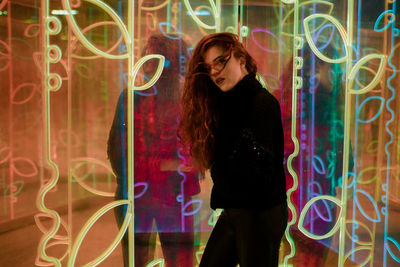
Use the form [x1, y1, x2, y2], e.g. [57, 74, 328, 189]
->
[145, 259, 165, 267]
[68, 200, 131, 266]
[348, 54, 386, 94]
[298, 195, 342, 240]
[183, 0, 220, 31]
[62, 0, 131, 59]
[282, 0, 300, 265]
[281, 1, 334, 37]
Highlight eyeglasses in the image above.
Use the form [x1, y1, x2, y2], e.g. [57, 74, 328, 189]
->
[203, 50, 232, 74]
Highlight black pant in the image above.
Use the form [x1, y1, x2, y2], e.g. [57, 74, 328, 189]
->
[200, 202, 288, 267]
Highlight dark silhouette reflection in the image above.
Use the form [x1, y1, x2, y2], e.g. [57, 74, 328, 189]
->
[108, 34, 200, 267]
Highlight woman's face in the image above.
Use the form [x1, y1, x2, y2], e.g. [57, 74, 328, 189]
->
[203, 45, 248, 92]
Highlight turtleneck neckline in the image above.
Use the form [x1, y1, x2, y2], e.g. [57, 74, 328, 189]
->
[219, 73, 260, 98]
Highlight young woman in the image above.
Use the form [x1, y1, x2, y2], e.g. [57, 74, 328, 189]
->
[179, 32, 288, 266]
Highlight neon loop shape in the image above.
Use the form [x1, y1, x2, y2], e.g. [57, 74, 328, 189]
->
[344, 220, 373, 246]
[57, 129, 81, 148]
[68, 200, 132, 266]
[281, 0, 334, 37]
[386, 237, 400, 263]
[374, 10, 396, 32]
[12, 157, 38, 177]
[312, 23, 335, 51]
[71, 157, 116, 197]
[304, 14, 348, 64]
[307, 182, 333, 222]
[348, 54, 386, 95]
[71, 21, 125, 60]
[262, 73, 281, 90]
[62, 0, 131, 59]
[159, 22, 182, 40]
[355, 189, 381, 223]
[131, 54, 165, 91]
[11, 83, 38, 105]
[312, 155, 325, 175]
[3, 180, 24, 197]
[36, 240, 69, 266]
[250, 29, 284, 53]
[134, 182, 149, 199]
[122, 72, 158, 96]
[344, 246, 373, 266]
[35, 213, 69, 241]
[183, 0, 218, 30]
[298, 195, 342, 240]
[24, 24, 40, 38]
[355, 96, 385, 124]
[337, 172, 356, 189]
[140, 0, 170, 11]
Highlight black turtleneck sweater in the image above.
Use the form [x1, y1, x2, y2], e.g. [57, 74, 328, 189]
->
[210, 74, 287, 210]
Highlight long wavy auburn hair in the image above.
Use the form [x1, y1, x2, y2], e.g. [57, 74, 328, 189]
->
[178, 32, 257, 172]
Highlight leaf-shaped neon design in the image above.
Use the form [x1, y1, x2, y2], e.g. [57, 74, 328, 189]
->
[24, 23, 40, 38]
[357, 167, 378, 184]
[251, 29, 284, 53]
[62, 0, 130, 59]
[131, 54, 165, 91]
[282, 1, 334, 37]
[12, 83, 38, 105]
[349, 54, 386, 94]
[134, 182, 149, 199]
[345, 220, 373, 246]
[312, 155, 326, 175]
[311, 194, 333, 222]
[355, 189, 381, 223]
[344, 246, 373, 266]
[304, 14, 348, 63]
[262, 73, 281, 91]
[298, 195, 342, 240]
[70, 21, 125, 60]
[145, 259, 165, 267]
[140, 0, 170, 11]
[68, 200, 131, 267]
[386, 236, 400, 263]
[208, 211, 218, 226]
[34, 213, 69, 240]
[159, 22, 181, 40]
[374, 10, 396, 32]
[366, 140, 378, 153]
[356, 96, 385, 124]
[313, 23, 335, 50]
[183, 199, 202, 216]
[35, 240, 69, 266]
[12, 157, 38, 177]
[195, 245, 206, 264]
[183, 0, 218, 30]
[71, 157, 116, 197]
[3, 180, 24, 197]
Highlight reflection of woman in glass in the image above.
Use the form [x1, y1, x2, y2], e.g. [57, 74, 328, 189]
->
[179, 32, 288, 266]
[108, 34, 199, 267]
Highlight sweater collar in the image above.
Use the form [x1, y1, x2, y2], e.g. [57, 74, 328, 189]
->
[219, 73, 261, 99]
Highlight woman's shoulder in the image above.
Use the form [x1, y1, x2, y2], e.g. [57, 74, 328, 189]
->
[251, 87, 280, 113]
